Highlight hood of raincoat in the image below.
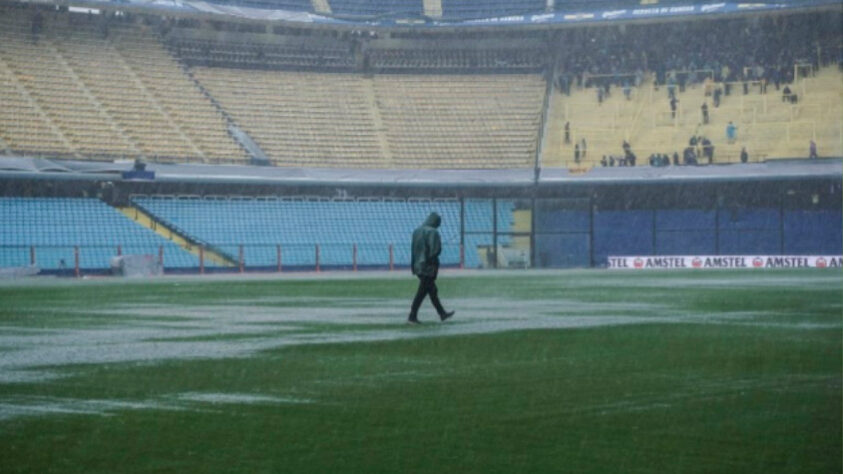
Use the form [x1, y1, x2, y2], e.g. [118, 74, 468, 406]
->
[423, 212, 441, 228]
[411, 212, 442, 276]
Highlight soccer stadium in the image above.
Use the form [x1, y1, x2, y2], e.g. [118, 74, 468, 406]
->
[0, 0, 840, 471]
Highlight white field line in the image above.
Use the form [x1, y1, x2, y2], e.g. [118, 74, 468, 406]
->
[0, 392, 312, 421]
[0, 278, 839, 421]
[0, 295, 833, 386]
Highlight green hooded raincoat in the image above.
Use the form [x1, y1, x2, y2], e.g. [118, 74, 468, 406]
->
[411, 212, 442, 277]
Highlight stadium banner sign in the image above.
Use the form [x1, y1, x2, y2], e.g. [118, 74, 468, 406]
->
[48, 0, 840, 27]
[608, 255, 843, 270]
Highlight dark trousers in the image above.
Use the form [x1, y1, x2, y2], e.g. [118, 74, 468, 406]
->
[409, 275, 445, 320]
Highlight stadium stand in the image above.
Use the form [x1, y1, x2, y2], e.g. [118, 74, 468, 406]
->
[368, 48, 545, 72]
[0, 7, 246, 163]
[132, 196, 514, 268]
[0, 197, 198, 270]
[0, 11, 140, 159]
[373, 74, 544, 168]
[53, 21, 206, 162]
[110, 25, 248, 163]
[330, 0, 423, 18]
[0, 4, 838, 171]
[542, 13, 842, 167]
[440, 0, 545, 20]
[207, 0, 313, 11]
[191, 68, 386, 167]
[167, 36, 356, 71]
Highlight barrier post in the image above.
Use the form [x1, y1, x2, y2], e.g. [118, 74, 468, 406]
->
[239, 244, 244, 273]
[74, 246, 80, 278]
[199, 246, 205, 275]
[277, 244, 282, 273]
[315, 244, 320, 273]
[352, 244, 357, 272]
[389, 244, 394, 271]
[30, 246, 35, 266]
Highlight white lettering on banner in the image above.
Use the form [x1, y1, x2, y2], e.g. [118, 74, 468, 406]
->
[530, 13, 554, 22]
[701, 3, 727, 13]
[601, 9, 627, 19]
[466, 15, 525, 24]
[563, 13, 595, 20]
[608, 256, 843, 270]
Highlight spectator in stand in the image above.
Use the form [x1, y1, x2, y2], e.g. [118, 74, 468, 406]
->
[782, 85, 792, 103]
[667, 75, 677, 99]
[701, 102, 709, 124]
[580, 138, 587, 160]
[623, 81, 631, 100]
[673, 151, 680, 166]
[726, 121, 737, 144]
[740, 147, 749, 163]
[670, 96, 678, 119]
[701, 137, 714, 164]
[564, 122, 571, 145]
[683, 146, 698, 165]
[574, 143, 580, 163]
[809, 140, 818, 159]
[30, 11, 43, 43]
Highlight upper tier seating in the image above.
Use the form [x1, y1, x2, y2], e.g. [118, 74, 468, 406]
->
[0, 197, 197, 269]
[330, 0, 423, 17]
[369, 48, 545, 72]
[0, 8, 246, 163]
[191, 67, 545, 168]
[373, 74, 545, 168]
[133, 196, 514, 268]
[168, 37, 356, 71]
[441, 0, 544, 19]
[541, 13, 842, 167]
[207, 0, 313, 11]
[0, 13, 140, 159]
[0, 6, 837, 170]
[191, 68, 386, 167]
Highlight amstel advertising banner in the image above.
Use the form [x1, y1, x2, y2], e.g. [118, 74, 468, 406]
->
[608, 255, 843, 270]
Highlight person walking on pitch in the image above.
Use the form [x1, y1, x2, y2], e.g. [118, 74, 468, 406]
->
[408, 212, 454, 325]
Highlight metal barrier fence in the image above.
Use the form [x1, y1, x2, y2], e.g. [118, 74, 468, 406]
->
[0, 243, 468, 276]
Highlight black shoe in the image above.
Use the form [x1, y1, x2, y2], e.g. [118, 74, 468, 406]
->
[440, 311, 455, 322]
[407, 319, 421, 325]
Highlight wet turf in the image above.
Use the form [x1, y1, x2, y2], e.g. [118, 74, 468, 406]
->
[0, 269, 840, 473]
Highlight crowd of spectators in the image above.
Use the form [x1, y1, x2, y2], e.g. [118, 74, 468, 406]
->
[553, 12, 841, 94]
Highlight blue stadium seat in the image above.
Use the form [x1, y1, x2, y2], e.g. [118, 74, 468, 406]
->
[134, 197, 515, 269]
[0, 198, 198, 270]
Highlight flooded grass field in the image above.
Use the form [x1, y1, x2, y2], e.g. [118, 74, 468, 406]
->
[0, 269, 840, 473]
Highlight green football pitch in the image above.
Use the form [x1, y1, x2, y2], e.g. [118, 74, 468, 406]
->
[0, 269, 840, 473]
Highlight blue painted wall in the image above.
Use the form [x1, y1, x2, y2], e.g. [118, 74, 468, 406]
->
[536, 205, 841, 267]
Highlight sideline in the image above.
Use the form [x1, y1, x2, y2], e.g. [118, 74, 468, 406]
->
[0, 268, 596, 287]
